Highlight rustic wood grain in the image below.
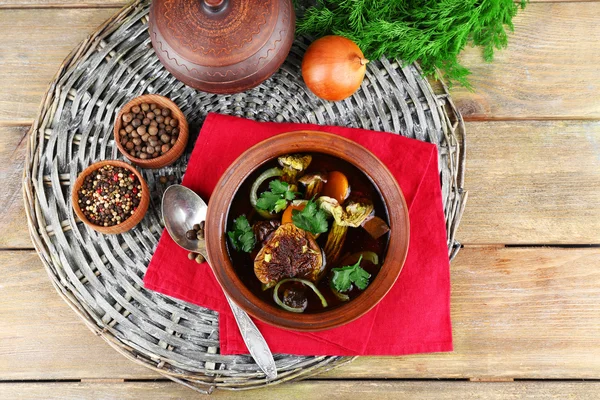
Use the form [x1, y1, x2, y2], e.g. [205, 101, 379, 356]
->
[2, 247, 599, 380]
[0, 251, 158, 379]
[458, 120, 600, 244]
[0, 126, 29, 248]
[0, 3, 599, 124]
[0, 0, 113, 7]
[324, 246, 600, 379]
[453, 2, 600, 120]
[3, 120, 599, 248]
[1, 381, 599, 399]
[0, 1, 123, 7]
[0, 8, 118, 124]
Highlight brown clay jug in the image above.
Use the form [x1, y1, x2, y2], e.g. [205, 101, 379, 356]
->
[148, 0, 295, 94]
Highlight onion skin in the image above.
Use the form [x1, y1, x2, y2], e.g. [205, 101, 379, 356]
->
[302, 35, 368, 101]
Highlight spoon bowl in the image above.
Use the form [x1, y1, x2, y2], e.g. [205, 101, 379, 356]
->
[162, 185, 208, 256]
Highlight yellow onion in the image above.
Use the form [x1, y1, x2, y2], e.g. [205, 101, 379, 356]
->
[301, 35, 368, 101]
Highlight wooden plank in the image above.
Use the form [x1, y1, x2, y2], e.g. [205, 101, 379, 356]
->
[0, 8, 118, 124]
[0, 1, 124, 7]
[0, 251, 159, 379]
[0, 3, 599, 123]
[452, 2, 600, 120]
[5, 120, 599, 248]
[458, 120, 600, 244]
[324, 246, 600, 379]
[0, 1, 123, 7]
[1, 247, 599, 380]
[1, 381, 600, 399]
[0, 126, 31, 248]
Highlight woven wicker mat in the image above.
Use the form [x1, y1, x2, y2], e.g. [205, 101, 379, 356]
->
[23, 0, 466, 393]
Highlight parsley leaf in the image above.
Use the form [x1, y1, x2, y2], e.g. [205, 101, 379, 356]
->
[291, 200, 329, 235]
[227, 215, 256, 253]
[268, 179, 289, 195]
[331, 256, 371, 292]
[255, 180, 298, 213]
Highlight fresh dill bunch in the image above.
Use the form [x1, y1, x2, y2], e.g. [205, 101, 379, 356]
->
[295, 0, 527, 88]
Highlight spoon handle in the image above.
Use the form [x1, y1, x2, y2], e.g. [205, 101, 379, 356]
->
[225, 296, 277, 380]
[196, 243, 276, 378]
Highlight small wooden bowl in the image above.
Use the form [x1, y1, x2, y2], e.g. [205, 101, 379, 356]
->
[114, 94, 188, 169]
[205, 131, 410, 331]
[71, 160, 150, 234]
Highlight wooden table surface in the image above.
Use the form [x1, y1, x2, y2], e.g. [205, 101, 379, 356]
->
[1, 1, 599, 398]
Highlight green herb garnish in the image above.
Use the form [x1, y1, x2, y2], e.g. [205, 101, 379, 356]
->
[291, 199, 328, 235]
[227, 215, 256, 253]
[294, 0, 526, 88]
[256, 180, 298, 213]
[331, 255, 370, 292]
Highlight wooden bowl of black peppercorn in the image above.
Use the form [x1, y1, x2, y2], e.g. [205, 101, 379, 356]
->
[72, 160, 150, 234]
[114, 94, 188, 169]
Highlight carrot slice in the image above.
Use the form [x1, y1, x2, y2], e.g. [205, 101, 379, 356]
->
[282, 203, 306, 224]
[322, 171, 349, 204]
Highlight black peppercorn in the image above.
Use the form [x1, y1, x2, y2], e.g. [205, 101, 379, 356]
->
[119, 103, 180, 160]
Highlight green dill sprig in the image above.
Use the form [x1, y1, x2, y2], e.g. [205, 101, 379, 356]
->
[294, 0, 527, 88]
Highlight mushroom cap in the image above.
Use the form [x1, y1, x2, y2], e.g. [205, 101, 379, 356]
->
[278, 154, 312, 172]
[254, 223, 323, 285]
[317, 196, 374, 227]
[298, 172, 327, 185]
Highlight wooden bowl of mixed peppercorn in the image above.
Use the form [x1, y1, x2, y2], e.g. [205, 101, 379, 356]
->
[114, 94, 188, 169]
[71, 160, 150, 234]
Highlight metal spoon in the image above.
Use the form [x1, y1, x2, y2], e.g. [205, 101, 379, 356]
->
[162, 184, 277, 380]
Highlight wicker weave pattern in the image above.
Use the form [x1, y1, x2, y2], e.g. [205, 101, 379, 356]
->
[23, 0, 466, 393]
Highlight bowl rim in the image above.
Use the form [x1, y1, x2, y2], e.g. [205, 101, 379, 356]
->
[71, 160, 149, 235]
[205, 130, 410, 331]
[113, 94, 189, 169]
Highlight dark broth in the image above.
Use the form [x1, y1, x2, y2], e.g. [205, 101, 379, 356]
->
[226, 153, 390, 313]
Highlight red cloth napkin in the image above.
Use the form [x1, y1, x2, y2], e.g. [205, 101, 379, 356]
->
[144, 112, 452, 356]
